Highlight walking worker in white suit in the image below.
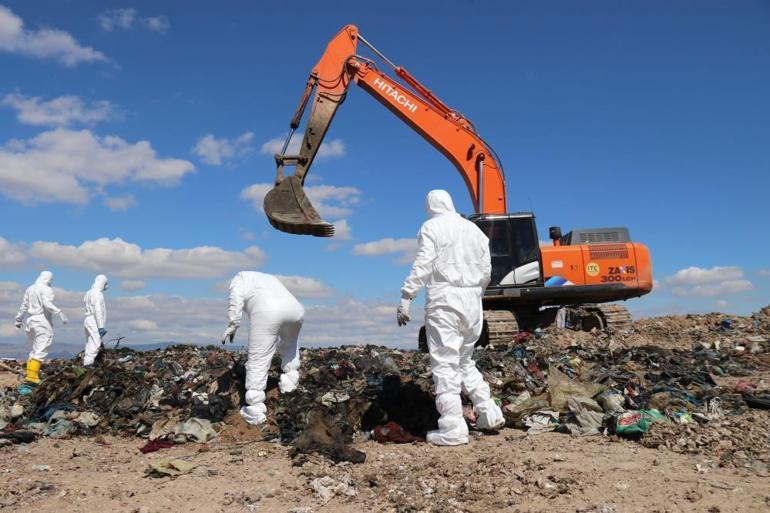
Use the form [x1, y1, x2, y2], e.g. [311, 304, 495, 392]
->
[83, 274, 108, 366]
[14, 271, 68, 394]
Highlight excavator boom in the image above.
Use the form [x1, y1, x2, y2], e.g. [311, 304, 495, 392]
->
[264, 24, 507, 237]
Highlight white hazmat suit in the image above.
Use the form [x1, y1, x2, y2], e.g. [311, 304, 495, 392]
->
[83, 275, 108, 366]
[223, 272, 304, 425]
[400, 190, 505, 445]
[15, 271, 67, 363]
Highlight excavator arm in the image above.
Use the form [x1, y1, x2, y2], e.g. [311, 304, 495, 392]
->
[264, 25, 507, 237]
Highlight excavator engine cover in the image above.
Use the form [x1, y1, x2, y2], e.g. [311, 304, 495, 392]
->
[263, 176, 335, 237]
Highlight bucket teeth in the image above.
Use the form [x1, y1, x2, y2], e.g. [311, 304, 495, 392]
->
[263, 175, 335, 237]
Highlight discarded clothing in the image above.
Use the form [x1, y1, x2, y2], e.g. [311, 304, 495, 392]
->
[139, 439, 175, 454]
[174, 417, 217, 443]
[146, 459, 196, 478]
[373, 421, 424, 444]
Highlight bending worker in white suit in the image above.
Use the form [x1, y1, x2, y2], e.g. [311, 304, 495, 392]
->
[222, 271, 304, 425]
[14, 271, 68, 394]
[83, 274, 108, 366]
[398, 190, 505, 445]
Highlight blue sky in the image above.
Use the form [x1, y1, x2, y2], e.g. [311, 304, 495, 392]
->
[0, 1, 768, 355]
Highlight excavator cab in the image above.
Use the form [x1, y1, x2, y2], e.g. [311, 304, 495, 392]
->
[471, 213, 542, 287]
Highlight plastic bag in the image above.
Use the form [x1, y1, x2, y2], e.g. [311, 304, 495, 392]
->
[614, 409, 665, 436]
[548, 366, 605, 411]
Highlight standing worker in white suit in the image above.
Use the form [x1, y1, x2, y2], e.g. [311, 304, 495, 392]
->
[83, 274, 108, 366]
[222, 271, 304, 425]
[14, 271, 68, 394]
[397, 190, 505, 445]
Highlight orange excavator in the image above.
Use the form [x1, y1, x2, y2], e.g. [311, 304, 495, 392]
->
[263, 25, 653, 344]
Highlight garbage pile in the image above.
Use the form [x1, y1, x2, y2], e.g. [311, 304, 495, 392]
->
[0, 307, 768, 468]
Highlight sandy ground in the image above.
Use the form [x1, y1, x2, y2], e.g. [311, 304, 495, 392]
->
[1, 405, 768, 513]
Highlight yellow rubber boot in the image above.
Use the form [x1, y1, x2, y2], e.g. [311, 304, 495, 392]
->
[25, 358, 41, 384]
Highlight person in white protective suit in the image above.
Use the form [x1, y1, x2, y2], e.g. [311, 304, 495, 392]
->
[397, 190, 505, 445]
[14, 271, 68, 392]
[222, 271, 304, 425]
[82, 275, 108, 366]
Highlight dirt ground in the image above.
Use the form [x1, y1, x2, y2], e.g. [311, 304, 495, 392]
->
[0, 371, 767, 513]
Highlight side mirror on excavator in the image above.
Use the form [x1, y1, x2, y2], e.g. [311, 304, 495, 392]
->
[549, 226, 562, 246]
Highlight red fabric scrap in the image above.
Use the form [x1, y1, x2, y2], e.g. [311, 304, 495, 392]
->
[373, 421, 424, 444]
[139, 439, 175, 454]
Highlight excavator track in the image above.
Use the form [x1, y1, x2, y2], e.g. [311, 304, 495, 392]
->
[419, 305, 631, 352]
[482, 310, 519, 346]
[571, 303, 633, 332]
[594, 304, 633, 331]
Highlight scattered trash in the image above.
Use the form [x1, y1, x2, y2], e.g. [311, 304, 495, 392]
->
[734, 379, 756, 393]
[546, 366, 605, 411]
[145, 459, 196, 478]
[614, 410, 666, 437]
[71, 411, 101, 428]
[139, 439, 175, 454]
[174, 417, 217, 443]
[0, 304, 766, 470]
[10, 404, 23, 418]
[596, 390, 625, 414]
[309, 475, 357, 504]
[0, 431, 36, 444]
[524, 410, 559, 435]
[564, 397, 604, 436]
[372, 421, 424, 443]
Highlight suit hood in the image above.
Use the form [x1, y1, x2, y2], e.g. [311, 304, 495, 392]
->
[92, 274, 108, 291]
[35, 271, 53, 286]
[425, 189, 457, 218]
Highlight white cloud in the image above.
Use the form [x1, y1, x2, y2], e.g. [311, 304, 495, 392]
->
[0, 322, 17, 338]
[28, 237, 266, 279]
[143, 16, 170, 33]
[119, 280, 146, 291]
[663, 266, 753, 298]
[103, 194, 137, 211]
[240, 230, 256, 241]
[0, 281, 419, 356]
[260, 133, 346, 159]
[275, 275, 333, 298]
[333, 219, 352, 241]
[97, 8, 136, 31]
[98, 9, 169, 34]
[241, 182, 362, 220]
[1, 93, 117, 127]
[0, 6, 107, 66]
[353, 237, 417, 265]
[0, 237, 25, 265]
[715, 299, 729, 308]
[302, 298, 421, 349]
[193, 132, 254, 166]
[127, 319, 158, 331]
[759, 269, 770, 278]
[0, 128, 195, 205]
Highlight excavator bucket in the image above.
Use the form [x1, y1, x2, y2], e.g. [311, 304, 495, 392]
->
[263, 176, 335, 237]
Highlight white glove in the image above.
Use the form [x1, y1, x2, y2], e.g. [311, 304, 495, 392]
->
[14, 320, 22, 329]
[222, 324, 238, 344]
[58, 312, 68, 325]
[397, 297, 411, 326]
